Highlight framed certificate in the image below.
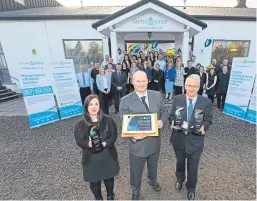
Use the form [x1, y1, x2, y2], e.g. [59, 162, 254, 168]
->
[121, 113, 158, 137]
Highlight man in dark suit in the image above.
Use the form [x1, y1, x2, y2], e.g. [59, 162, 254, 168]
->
[169, 74, 213, 200]
[90, 62, 100, 95]
[120, 71, 164, 200]
[111, 63, 127, 114]
[140, 61, 152, 89]
[216, 65, 230, 111]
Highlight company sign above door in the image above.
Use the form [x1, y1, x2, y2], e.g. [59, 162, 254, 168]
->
[132, 17, 168, 30]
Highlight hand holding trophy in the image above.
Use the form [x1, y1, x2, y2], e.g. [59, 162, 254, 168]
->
[89, 124, 104, 153]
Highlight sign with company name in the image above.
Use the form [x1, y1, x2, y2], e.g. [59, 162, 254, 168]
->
[51, 60, 83, 120]
[223, 58, 256, 120]
[19, 60, 59, 128]
[116, 12, 184, 32]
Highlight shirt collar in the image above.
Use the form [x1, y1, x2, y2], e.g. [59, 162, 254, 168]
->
[135, 91, 148, 99]
[186, 94, 198, 103]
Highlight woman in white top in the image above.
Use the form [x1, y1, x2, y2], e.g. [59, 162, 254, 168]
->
[96, 67, 111, 115]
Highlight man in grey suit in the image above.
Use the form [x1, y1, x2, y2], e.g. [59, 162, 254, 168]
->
[169, 74, 213, 200]
[120, 71, 164, 200]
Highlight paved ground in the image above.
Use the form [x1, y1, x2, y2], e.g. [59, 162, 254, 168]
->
[0, 98, 27, 116]
[0, 100, 256, 200]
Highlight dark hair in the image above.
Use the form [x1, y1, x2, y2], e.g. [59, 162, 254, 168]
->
[83, 94, 103, 127]
[123, 54, 131, 65]
[116, 63, 121, 66]
[196, 63, 201, 67]
[122, 61, 128, 68]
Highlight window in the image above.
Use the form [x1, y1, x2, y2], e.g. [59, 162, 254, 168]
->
[63, 40, 103, 74]
[0, 42, 8, 68]
[211, 40, 250, 65]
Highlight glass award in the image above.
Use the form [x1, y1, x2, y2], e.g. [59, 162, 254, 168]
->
[89, 124, 104, 153]
[173, 107, 184, 131]
[194, 109, 204, 135]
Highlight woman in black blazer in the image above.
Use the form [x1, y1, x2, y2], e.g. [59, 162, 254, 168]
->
[74, 94, 119, 200]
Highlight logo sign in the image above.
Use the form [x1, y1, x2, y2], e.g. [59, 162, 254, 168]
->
[132, 16, 168, 30]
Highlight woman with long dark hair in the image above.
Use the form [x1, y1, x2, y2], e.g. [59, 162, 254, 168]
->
[121, 61, 130, 94]
[74, 94, 119, 200]
[206, 68, 217, 103]
[123, 54, 131, 69]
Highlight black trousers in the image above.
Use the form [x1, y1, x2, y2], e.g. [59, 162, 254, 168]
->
[99, 91, 110, 115]
[113, 90, 126, 112]
[93, 83, 99, 95]
[198, 87, 203, 96]
[207, 95, 214, 103]
[80, 87, 91, 105]
[174, 149, 201, 192]
[216, 92, 226, 109]
[174, 85, 183, 95]
[90, 177, 114, 200]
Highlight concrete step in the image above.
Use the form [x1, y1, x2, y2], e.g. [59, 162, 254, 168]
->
[0, 94, 19, 103]
[0, 86, 6, 90]
[0, 91, 16, 99]
[0, 89, 9, 94]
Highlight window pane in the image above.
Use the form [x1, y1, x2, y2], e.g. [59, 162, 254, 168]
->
[63, 40, 103, 74]
[211, 40, 250, 65]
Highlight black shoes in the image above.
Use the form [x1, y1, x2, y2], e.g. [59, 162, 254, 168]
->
[188, 191, 195, 200]
[107, 193, 115, 200]
[131, 194, 140, 200]
[149, 181, 161, 192]
[175, 181, 183, 191]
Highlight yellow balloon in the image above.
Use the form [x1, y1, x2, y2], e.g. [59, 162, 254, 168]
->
[167, 49, 175, 57]
[128, 44, 135, 53]
[144, 43, 148, 50]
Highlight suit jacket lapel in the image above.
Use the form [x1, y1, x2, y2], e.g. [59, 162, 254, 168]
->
[183, 94, 187, 121]
[147, 90, 152, 112]
[132, 91, 149, 113]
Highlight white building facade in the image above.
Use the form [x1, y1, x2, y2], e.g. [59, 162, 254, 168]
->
[0, 0, 255, 92]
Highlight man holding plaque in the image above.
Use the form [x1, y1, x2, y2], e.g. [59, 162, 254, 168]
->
[169, 74, 213, 200]
[120, 71, 164, 200]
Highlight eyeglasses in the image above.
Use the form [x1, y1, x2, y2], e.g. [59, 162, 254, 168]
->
[186, 85, 199, 89]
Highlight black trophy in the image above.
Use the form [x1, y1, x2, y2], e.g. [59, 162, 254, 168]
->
[173, 107, 184, 131]
[193, 110, 204, 135]
[89, 124, 104, 153]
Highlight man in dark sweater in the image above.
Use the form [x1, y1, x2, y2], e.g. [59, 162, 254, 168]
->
[216, 65, 230, 111]
[90, 62, 100, 95]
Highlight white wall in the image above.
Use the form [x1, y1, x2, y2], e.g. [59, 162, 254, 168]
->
[193, 20, 256, 68]
[0, 20, 108, 89]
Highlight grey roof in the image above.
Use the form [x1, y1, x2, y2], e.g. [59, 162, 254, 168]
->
[0, 5, 255, 21]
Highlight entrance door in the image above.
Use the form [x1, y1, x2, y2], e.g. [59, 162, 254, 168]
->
[0, 42, 12, 85]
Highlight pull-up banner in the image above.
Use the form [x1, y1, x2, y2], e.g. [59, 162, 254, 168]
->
[19, 61, 59, 128]
[245, 79, 256, 124]
[51, 60, 83, 120]
[223, 58, 256, 120]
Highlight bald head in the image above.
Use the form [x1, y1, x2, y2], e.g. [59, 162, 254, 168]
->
[133, 71, 148, 94]
[80, 65, 85, 72]
[133, 70, 147, 81]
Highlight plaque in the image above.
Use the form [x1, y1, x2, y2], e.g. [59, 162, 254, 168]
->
[89, 124, 104, 153]
[121, 113, 158, 137]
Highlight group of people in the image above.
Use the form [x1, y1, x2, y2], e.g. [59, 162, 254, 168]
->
[74, 49, 216, 200]
[77, 50, 230, 117]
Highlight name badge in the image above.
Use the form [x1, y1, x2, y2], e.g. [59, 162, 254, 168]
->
[181, 121, 188, 129]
